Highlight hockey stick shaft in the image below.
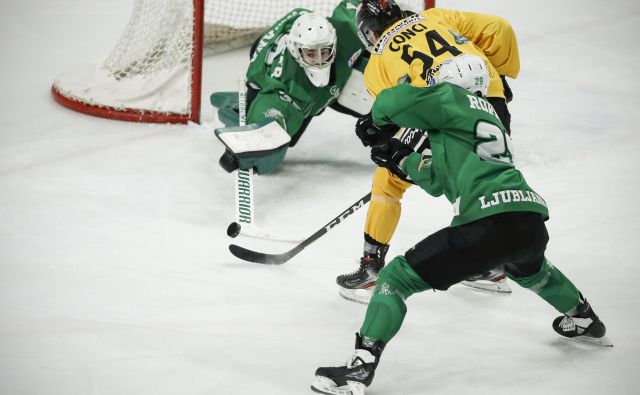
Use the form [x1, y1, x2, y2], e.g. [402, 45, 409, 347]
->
[234, 79, 255, 228]
[229, 192, 371, 264]
[230, 82, 301, 243]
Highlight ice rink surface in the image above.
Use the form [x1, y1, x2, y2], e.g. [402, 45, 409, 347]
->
[1, 1, 639, 394]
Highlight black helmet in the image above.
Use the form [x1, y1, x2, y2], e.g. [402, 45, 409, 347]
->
[356, 0, 404, 49]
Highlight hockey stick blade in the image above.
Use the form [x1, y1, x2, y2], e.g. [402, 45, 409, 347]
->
[229, 244, 298, 265]
[229, 192, 371, 264]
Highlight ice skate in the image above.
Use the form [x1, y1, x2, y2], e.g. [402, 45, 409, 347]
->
[336, 254, 385, 304]
[460, 268, 512, 294]
[311, 334, 384, 395]
[552, 296, 613, 347]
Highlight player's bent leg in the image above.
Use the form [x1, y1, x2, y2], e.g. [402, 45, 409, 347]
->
[405, 226, 498, 291]
[507, 258, 580, 313]
[506, 258, 612, 347]
[461, 211, 547, 294]
[360, 256, 431, 343]
[337, 168, 412, 303]
[314, 257, 430, 395]
[406, 213, 545, 291]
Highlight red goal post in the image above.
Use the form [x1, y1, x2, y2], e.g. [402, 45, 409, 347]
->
[51, 0, 435, 124]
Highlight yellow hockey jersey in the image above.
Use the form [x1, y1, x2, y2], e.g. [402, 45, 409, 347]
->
[364, 8, 520, 99]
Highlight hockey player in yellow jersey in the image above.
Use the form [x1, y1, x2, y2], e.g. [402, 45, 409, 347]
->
[337, 0, 520, 302]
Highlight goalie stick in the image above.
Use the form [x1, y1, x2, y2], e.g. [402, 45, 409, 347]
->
[229, 192, 371, 264]
[230, 80, 301, 243]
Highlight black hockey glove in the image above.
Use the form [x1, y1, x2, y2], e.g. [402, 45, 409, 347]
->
[370, 139, 414, 179]
[355, 112, 400, 147]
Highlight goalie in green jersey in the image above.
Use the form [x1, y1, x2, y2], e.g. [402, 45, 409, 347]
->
[212, 0, 373, 175]
[310, 54, 612, 395]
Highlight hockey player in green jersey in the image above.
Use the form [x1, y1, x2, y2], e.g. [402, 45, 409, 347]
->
[310, 54, 611, 395]
[213, 1, 371, 175]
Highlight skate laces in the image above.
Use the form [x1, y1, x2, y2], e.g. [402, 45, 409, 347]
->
[560, 315, 591, 334]
[559, 316, 576, 332]
[344, 257, 379, 279]
[346, 349, 375, 368]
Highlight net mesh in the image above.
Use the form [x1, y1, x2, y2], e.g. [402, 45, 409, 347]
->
[105, 0, 195, 78]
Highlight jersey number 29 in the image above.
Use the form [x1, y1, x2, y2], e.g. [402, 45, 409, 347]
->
[475, 121, 513, 164]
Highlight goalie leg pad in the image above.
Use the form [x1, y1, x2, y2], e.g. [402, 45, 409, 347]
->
[215, 119, 291, 175]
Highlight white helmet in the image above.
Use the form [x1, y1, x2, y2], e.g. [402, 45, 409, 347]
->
[286, 12, 337, 87]
[431, 54, 490, 96]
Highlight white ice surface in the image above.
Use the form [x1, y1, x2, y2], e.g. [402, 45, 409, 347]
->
[1, 1, 639, 394]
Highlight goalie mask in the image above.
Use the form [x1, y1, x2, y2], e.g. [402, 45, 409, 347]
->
[430, 54, 490, 96]
[286, 13, 337, 87]
[356, 0, 404, 49]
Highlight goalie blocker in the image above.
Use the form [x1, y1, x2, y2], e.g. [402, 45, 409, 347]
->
[214, 119, 291, 175]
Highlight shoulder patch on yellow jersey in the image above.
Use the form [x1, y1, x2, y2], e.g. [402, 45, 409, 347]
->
[373, 14, 425, 55]
[447, 29, 469, 45]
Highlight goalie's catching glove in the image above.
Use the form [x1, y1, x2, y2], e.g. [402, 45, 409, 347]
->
[370, 139, 414, 179]
[355, 112, 400, 147]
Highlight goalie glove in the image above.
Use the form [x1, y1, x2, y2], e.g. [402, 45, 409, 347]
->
[355, 112, 399, 147]
[370, 139, 414, 179]
[214, 119, 291, 175]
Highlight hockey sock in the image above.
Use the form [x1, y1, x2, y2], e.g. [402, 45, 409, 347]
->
[364, 234, 388, 258]
[360, 256, 431, 343]
[506, 258, 580, 314]
[365, 197, 401, 245]
[364, 167, 411, 244]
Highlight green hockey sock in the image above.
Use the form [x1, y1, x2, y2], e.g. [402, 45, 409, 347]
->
[506, 258, 580, 314]
[360, 256, 431, 343]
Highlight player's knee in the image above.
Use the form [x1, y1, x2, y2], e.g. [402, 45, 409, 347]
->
[506, 258, 549, 291]
[376, 256, 431, 299]
[505, 256, 544, 279]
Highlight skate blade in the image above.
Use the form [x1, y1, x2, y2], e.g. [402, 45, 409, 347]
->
[567, 334, 614, 348]
[338, 286, 374, 305]
[311, 376, 354, 395]
[347, 381, 367, 395]
[460, 280, 512, 294]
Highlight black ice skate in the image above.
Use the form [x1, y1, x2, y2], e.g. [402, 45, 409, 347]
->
[336, 254, 385, 304]
[311, 334, 385, 395]
[460, 268, 512, 294]
[552, 295, 613, 347]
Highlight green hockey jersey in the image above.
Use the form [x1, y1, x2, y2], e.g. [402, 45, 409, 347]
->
[371, 82, 549, 227]
[246, 0, 365, 138]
